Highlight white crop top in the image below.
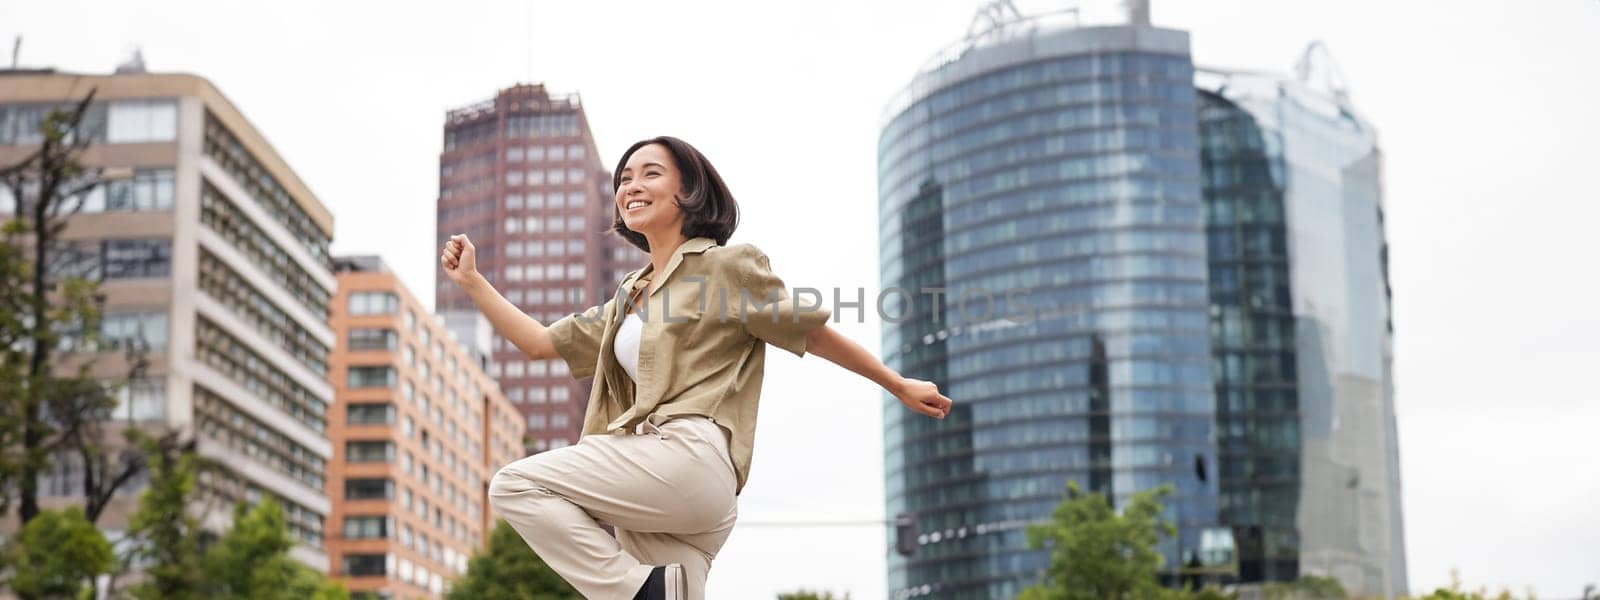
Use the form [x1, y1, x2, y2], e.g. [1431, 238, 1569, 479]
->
[614, 311, 643, 382]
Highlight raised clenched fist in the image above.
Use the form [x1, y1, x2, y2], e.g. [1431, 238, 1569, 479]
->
[441, 233, 479, 287]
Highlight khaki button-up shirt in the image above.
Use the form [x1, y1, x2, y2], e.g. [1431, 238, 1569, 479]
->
[545, 237, 832, 495]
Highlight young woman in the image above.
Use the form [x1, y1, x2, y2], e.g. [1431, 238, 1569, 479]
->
[440, 136, 952, 599]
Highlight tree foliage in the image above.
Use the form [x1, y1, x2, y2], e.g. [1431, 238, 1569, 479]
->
[201, 498, 348, 600]
[1262, 575, 1348, 600]
[1020, 481, 1177, 600]
[124, 446, 203, 600]
[1019, 481, 1234, 600]
[778, 589, 853, 600]
[119, 446, 346, 600]
[1405, 569, 1539, 600]
[1, 505, 116, 599]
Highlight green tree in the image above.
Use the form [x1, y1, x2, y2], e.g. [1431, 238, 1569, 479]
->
[447, 520, 579, 599]
[1, 506, 115, 599]
[1406, 569, 1535, 600]
[123, 445, 204, 600]
[1019, 481, 1177, 600]
[778, 589, 853, 599]
[201, 497, 347, 600]
[1262, 575, 1347, 599]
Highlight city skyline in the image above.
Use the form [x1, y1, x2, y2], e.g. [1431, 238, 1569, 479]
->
[3, 0, 1597, 598]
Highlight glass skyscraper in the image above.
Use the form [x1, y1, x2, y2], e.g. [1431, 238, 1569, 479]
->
[879, 8, 1406, 598]
[878, 19, 1220, 599]
[1197, 53, 1407, 596]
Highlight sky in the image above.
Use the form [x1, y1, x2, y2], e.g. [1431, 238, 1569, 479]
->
[4, 0, 1598, 598]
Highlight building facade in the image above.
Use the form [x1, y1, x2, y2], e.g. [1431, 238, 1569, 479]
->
[1197, 51, 1406, 596]
[878, 3, 1408, 595]
[329, 255, 525, 598]
[1, 69, 337, 568]
[434, 84, 635, 453]
[878, 18, 1221, 598]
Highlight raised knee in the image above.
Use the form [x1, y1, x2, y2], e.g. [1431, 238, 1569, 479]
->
[488, 456, 555, 503]
[488, 465, 525, 499]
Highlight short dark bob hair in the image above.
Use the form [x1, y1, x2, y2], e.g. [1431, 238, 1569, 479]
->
[610, 136, 739, 252]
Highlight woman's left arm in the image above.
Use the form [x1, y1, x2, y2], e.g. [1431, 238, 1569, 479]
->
[804, 324, 953, 420]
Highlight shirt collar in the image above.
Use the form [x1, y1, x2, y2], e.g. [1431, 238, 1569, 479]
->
[624, 236, 719, 297]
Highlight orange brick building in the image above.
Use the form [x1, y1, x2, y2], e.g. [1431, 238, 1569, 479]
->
[328, 255, 524, 599]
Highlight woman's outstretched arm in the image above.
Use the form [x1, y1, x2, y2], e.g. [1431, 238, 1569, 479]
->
[803, 323, 953, 420]
[443, 234, 558, 361]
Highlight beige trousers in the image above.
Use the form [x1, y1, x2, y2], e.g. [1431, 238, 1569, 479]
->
[488, 414, 739, 599]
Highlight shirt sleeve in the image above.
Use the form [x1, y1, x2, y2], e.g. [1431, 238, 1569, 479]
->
[545, 298, 614, 380]
[724, 244, 832, 357]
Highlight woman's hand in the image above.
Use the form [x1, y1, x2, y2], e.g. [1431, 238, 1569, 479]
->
[894, 377, 953, 420]
[441, 234, 479, 288]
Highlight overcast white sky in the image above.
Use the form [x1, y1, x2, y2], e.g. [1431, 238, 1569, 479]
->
[5, 0, 1598, 597]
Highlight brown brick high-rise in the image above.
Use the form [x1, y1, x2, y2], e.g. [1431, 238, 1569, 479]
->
[434, 84, 635, 453]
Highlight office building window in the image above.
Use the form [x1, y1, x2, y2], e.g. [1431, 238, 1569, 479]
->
[62, 311, 168, 352]
[109, 379, 166, 422]
[346, 366, 396, 388]
[59, 238, 173, 280]
[345, 478, 394, 500]
[342, 553, 386, 576]
[349, 292, 398, 316]
[348, 328, 397, 351]
[343, 515, 391, 539]
[346, 403, 394, 425]
[107, 99, 177, 143]
[345, 441, 394, 463]
[80, 168, 175, 213]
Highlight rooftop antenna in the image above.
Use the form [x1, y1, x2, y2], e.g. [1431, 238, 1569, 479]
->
[114, 46, 147, 74]
[1294, 40, 1351, 103]
[11, 35, 19, 69]
[965, 0, 1027, 45]
[1123, 0, 1151, 26]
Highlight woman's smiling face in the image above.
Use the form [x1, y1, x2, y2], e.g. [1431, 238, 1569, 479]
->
[616, 143, 685, 237]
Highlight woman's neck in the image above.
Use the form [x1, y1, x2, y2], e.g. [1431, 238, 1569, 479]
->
[642, 231, 689, 282]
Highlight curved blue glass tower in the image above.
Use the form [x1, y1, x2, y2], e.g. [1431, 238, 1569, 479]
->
[878, 22, 1220, 599]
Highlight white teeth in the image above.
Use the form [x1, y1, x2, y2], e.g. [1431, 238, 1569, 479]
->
[627, 201, 649, 209]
